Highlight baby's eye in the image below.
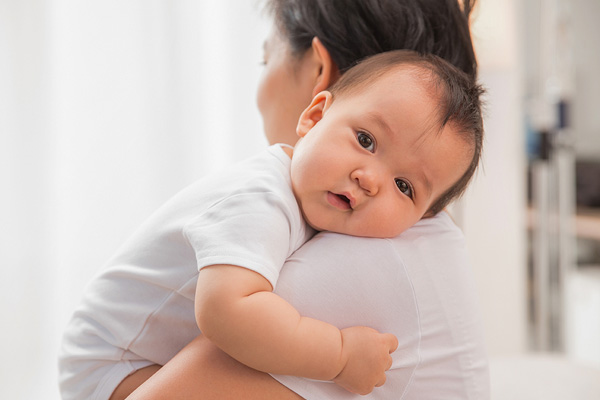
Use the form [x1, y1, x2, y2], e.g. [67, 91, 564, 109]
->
[357, 131, 375, 152]
[395, 179, 413, 198]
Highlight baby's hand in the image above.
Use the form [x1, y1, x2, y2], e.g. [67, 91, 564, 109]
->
[333, 326, 398, 395]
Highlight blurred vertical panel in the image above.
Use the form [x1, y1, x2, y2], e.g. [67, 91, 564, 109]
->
[460, 0, 528, 356]
[0, 1, 268, 398]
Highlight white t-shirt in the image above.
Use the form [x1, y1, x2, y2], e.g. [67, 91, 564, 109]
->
[271, 211, 490, 399]
[59, 145, 313, 400]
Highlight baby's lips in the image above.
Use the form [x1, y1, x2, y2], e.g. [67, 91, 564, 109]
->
[327, 192, 353, 210]
[337, 191, 356, 208]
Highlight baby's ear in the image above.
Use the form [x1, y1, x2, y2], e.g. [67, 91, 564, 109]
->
[296, 91, 333, 138]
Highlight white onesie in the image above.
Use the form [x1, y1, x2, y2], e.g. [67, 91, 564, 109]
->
[58, 144, 313, 400]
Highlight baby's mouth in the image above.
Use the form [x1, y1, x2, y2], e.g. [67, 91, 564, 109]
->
[337, 194, 351, 204]
[327, 192, 353, 210]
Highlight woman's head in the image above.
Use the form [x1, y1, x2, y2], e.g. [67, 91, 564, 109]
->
[266, 0, 477, 77]
[258, 0, 478, 146]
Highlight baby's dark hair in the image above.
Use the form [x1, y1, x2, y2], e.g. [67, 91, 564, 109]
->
[265, 0, 478, 78]
[329, 50, 484, 216]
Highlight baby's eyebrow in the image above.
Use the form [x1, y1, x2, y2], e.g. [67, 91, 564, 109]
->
[366, 112, 393, 138]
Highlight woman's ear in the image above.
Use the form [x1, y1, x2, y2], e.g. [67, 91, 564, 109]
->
[296, 91, 333, 138]
[310, 37, 340, 97]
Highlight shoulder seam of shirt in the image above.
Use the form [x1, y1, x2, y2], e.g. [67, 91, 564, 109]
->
[383, 237, 422, 399]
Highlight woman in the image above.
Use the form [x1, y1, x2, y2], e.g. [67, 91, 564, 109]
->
[119, 0, 488, 398]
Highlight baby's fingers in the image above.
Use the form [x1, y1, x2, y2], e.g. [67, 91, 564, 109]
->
[384, 333, 399, 354]
[375, 373, 387, 388]
[375, 335, 396, 389]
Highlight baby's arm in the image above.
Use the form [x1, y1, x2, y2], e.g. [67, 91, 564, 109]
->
[195, 264, 398, 395]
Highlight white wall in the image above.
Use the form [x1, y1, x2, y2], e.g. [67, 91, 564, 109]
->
[461, 0, 529, 356]
[0, 1, 269, 399]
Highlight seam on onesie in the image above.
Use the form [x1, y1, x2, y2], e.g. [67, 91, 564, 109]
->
[95, 281, 190, 400]
[92, 360, 136, 400]
[123, 272, 198, 352]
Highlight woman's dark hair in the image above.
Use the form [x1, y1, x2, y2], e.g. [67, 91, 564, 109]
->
[265, 0, 478, 78]
[329, 50, 484, 216]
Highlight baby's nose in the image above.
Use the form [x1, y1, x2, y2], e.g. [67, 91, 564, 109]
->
[350, 168, 379, 196]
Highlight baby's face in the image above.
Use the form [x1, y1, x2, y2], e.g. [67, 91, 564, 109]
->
[290, 68, 472, 238]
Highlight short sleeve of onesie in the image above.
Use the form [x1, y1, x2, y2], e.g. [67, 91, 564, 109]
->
[183, 190, 298, 289]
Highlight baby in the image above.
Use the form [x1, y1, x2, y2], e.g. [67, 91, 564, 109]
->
[59, 50, 484, 399]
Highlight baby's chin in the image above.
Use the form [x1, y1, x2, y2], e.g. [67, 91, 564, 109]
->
[304, 218, 407, 239]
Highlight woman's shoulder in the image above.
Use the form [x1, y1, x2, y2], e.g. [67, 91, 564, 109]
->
[310, 211, 464, 248]
[406, 210, 463, 237]
[298, 212, 465, 273]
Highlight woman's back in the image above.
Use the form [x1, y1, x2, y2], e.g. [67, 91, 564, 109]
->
[272, 211, 489, 399]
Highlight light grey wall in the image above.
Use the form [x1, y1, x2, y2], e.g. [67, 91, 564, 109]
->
[462, 0, 528, 356]
[572, 0, 600, 160]
[521, 0, 599, 161]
